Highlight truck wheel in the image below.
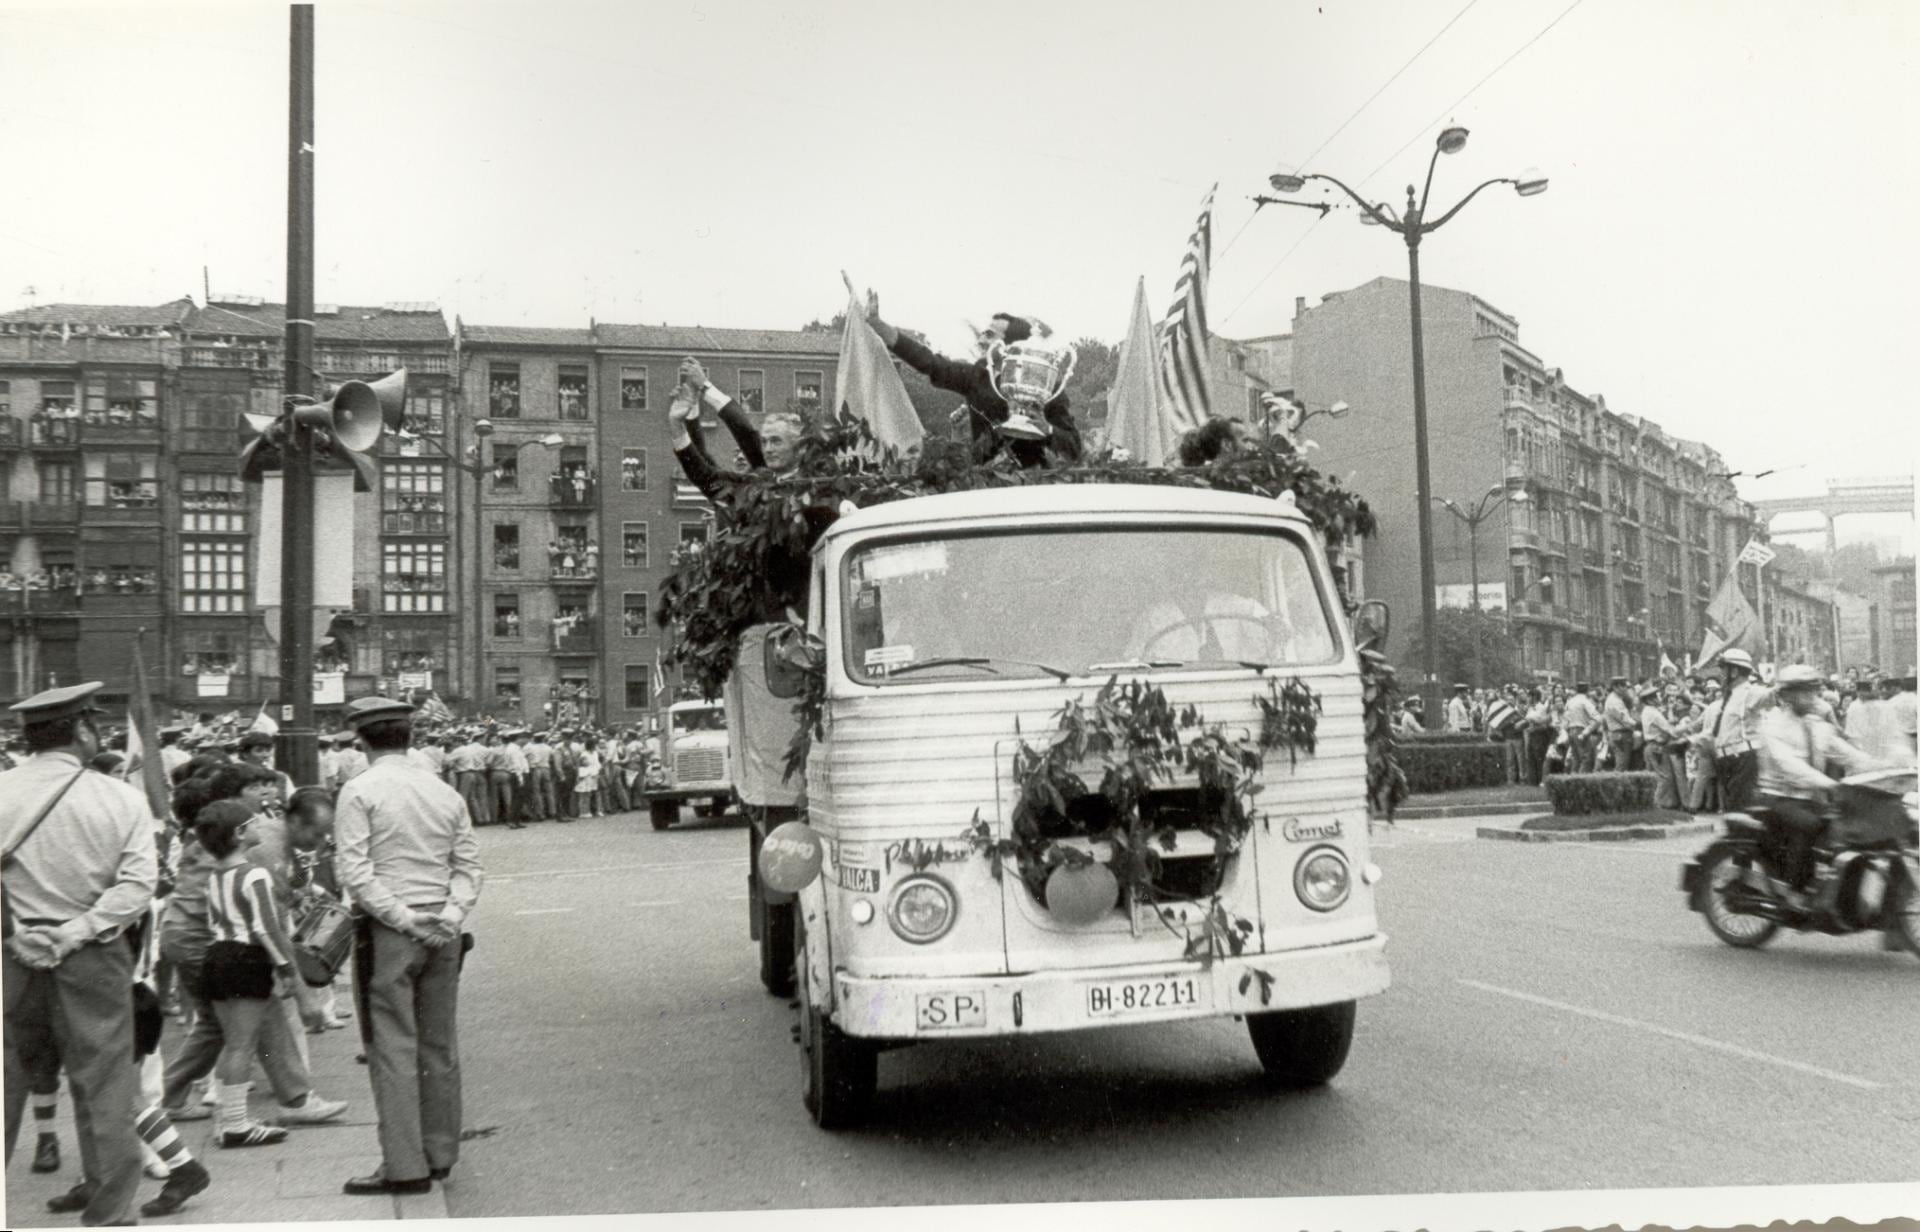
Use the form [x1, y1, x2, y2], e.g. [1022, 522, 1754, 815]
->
[1247, 1000, 1356, 1089]
[761, 900, 796, 997]
[649, 799, 678, 831]
[797, 920, 874, 1128]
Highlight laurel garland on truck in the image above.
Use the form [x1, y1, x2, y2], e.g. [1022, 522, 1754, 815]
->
[653, 407, 1397, 811]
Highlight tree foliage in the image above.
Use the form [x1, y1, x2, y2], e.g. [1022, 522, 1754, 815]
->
[1403, 606, 1525, 689]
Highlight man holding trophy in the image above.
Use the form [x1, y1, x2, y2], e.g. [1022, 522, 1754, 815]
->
[863, 294, 1082, 468]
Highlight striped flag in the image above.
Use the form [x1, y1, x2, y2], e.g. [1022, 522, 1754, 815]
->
[1157, 186, 1217, 441]
[419, 693, 455, 725]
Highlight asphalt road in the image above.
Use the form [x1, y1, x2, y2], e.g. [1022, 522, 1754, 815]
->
[444, 808, 1918, 1218]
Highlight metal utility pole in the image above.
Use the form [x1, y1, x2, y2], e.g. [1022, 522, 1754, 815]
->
[277, 3, 319, 786]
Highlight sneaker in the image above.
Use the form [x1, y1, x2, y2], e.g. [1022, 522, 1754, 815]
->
[275, 1093, 348, 1125]
[218, 1124, 289, 1148]
[32, 1133, 60, 1173]
[140, 1158, 211, 1218]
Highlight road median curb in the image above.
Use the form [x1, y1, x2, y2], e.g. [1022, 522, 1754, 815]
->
[1476, 818, 1719, 844]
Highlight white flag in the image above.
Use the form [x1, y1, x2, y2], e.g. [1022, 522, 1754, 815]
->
[1737, 539, 1776, 567]
[1102, 276, 1169, 465]
[834, 281, 924, 458]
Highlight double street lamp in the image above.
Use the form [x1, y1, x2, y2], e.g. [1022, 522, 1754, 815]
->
[1269, 126, 1547, 715]
[1432, 482, 1529, 688]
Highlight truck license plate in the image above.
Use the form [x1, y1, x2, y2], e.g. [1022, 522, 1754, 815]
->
[1086, 975, 1204, 1018]
[915, 991, 987, 1030]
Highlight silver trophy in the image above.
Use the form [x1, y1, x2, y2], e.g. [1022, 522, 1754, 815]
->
[985, 336, 1077, 441]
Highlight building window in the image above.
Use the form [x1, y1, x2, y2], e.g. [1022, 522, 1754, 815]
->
[37, 460, 78, 504]
[381, 628, 444, 678]
[39, 379, 77, 415]
[83, 454, 159, 508]
[493, 523, 520, 570]
[180, 632, 243, 679]
[624, 665, 651, 711]
[405, 386, 447, 435]
[0, 380, 9, 416]
[495, 666, 522, 709]
[736, 368, 765, 414]
[620, 448, 648, 491]
[181, 539, 247, 613]
[679, 521, 709, 546]
[622, 522, 649, 569]
[551, 524, 597, 579]
[181, 474, 246, 532]
[557, 366, 589, 420]
[620, 367, 648, 411]
[493, 593, 521, 638]
[794, 370, 824, 406]
[382, 541, 446, 613]
[488, 363, 521, 418]
[82, 377, 159, 427]
[83, 560, 159, 595]
[382, 461, 447, 533]
[491, 444, 518, 491]
[623, 591, 651, 637]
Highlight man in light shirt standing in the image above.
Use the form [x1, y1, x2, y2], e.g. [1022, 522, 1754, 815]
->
[2, 682, 158, 1227]
[333, 697, 483, 1197]
[1710, 649, 1769, 812]
[523, 732, 556, 823]
[500, 731, 531, 830]
[1560, 683, 1601, 774]
[445, 731, 491, 828]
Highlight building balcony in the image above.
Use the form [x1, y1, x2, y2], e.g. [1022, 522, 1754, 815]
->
[0, 583, 82, 615]
[1617, 559, 1644, 580]
[1504, 458, 1529, 483]
[78, 412, 162, 445]
[1504, 385, 1533, 410]
[1539, 540, 1569, 559]
[21, 499, 81, 528]
[1509, 528, 1542, 550]
[0, 418, 20, 449]
[27, 416, 81, 448]
[382, 507, 449, 535]
[1577, 547, 1606, 570]
[184, 346, 278, 370]
[553, 622, 598, 654]
[1574, 486, 1601, 508]
[549, 559, 599, 585]
[549, 475, 597, 508]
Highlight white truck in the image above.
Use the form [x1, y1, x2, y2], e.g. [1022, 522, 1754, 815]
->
[646, 699, 735, 830]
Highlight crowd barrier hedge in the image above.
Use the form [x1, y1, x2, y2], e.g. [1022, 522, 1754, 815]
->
[1401, 740, 1510, 794]
[1543, 772, 1659, 816]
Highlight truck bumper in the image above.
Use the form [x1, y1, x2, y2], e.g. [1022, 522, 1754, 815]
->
[830, 934, 1389, 1040]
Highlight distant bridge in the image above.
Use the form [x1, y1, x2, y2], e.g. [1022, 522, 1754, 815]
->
[1753, 476, 1914, 552]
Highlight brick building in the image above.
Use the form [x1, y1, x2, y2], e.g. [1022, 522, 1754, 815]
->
[1872, 560, 1917, 674]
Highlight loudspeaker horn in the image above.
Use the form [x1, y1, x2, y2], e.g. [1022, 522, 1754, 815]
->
[292, 380, 384, 453]
[362, 368, 410, 431]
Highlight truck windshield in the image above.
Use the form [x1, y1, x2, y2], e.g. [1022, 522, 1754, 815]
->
[671, 707, 725, 735]
[844, 526, 1339, 684]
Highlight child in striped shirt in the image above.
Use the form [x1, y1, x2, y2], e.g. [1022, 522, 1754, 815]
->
[195, 801, 326, 1147]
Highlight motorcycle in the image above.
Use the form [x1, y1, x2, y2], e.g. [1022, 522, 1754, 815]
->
[1680, 768, 1919, 958]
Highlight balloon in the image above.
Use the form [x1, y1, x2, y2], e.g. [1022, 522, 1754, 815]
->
[759, 821, 824, 894]
[1045, 861, 1119, 926]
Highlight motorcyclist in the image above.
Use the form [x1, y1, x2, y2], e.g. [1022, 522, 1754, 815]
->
[1755, 664, 1881, 907]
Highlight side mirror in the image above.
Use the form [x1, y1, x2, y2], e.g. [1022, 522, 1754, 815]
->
[764, 623, 824, 700]
[1354, 600, 1390, 652]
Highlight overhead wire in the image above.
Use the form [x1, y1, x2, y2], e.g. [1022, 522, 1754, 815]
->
[1218, 0, 1588, 330]
[1213, 0, 1485, 268]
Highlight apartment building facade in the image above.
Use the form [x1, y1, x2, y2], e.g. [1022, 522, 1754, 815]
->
[1284, 276, 1788, 684]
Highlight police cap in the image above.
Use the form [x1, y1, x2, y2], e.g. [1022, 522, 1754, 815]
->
[345, 696, 415, 731]
[10, 682, 106, 727]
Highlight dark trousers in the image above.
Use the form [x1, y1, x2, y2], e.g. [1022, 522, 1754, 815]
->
[1717, 749, 1759, 813]
[457, 771, 492, 827]
[1525, 728, 1553, 785]
[1760, 793, 1827, 888]
[365, 920, 463, 1182]
[489, 770, 517, 826]
[160, 952, 310, 1108]
[5, 941, 142, 1226]
[556, 770, 578, 818]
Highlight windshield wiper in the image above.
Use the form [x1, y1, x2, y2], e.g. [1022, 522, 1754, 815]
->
[1086, 660, 1185, 673]
[888, 656, 1071, 682]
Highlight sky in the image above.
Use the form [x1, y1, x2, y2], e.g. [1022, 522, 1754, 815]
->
[1, 0, 1915, 548]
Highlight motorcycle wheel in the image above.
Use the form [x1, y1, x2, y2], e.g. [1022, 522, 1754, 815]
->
[1699, 843, 1781, 949]
[1889, 873, 1920, 960]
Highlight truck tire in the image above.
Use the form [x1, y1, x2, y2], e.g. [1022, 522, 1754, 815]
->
[649, 799, 678, 831]
[797, 918, 875, 1128]
[1247, 1000, 1356, 1089]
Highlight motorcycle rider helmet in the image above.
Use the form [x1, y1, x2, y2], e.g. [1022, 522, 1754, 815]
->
[1775, 664, 1823, 691]
[1718, 648, 1755, 674]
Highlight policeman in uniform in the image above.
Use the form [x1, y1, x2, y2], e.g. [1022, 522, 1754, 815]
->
[333, 697, 483, 1195]
[2, 682, 158, 1226]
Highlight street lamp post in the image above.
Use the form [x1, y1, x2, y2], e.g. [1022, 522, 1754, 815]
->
[1433, 483, 1529, 688]
[1271, 129, 1547, 716]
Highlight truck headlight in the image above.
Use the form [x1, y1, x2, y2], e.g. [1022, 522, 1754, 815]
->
[1294, 847, 1351, 913]
[887, 874, 957, 943]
